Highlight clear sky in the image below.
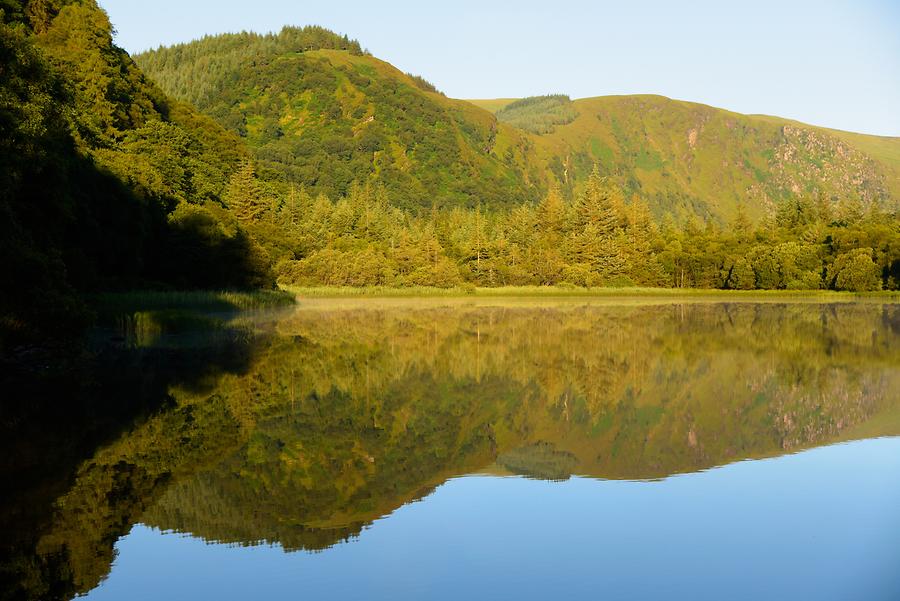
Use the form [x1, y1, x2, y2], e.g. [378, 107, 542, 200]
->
[98, 0, 899, 136]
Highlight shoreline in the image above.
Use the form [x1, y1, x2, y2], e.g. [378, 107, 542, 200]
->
[283, 285, 900, 301]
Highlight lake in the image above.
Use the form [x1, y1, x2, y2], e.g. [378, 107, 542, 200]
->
[2, 298, 899, 600]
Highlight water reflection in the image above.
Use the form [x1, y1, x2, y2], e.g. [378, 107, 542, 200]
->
[0, 310, 271, 601]
[2, 300, 899, 599]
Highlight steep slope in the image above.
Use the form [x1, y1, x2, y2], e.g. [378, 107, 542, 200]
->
[472, 95, 900, 221]
[0, 0, 268, 345]
[136, 29, 543, 211]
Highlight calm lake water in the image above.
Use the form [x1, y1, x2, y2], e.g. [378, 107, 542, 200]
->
[3, 299, 899, 600]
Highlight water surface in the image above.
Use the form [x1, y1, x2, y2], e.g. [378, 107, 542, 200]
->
[3, 299, 899, 600]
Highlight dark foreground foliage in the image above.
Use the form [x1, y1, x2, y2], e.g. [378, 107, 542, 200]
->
[0, 1, 274, 349]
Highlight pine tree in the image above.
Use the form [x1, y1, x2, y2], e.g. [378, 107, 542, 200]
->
[625, 197, 655, 254]
[572, 166, 622, 236]
[536, 185, 567, 236]
[731, 203, 752, 242]
[566, 167, 628, 281]
[838, 197, 865, 225]
[224, 159, 264, 222]
[624, 197, 659, 283]
[814, 191, 833, 225]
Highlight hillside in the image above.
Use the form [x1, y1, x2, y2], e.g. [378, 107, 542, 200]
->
[0, 0, 271, 345]
[3, 10, 900, 342]
[136, 29, 900, 223]
[133, 30, 900, 292]
[135, 29, 543, 211]
[471, 95, 900, 221]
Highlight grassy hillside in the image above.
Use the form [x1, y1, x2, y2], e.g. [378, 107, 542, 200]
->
[136, 30, 543, 211]
[468, 98, 519, 113]
[472, 95, 900, 221]
[516, 95, 900, 221]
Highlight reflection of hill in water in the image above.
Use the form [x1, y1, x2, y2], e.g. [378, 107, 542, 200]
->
[142, 302, 900, 550]
[7, 301, 900, 598]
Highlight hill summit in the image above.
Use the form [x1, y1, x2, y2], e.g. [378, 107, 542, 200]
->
[136, 29, 900, 221]
[136, 27, 542, 211]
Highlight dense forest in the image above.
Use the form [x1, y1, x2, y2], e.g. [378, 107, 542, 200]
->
[136, 28, 539, 211]
[236, 164, 899, 291]
[1, 0, 899, 350]
[0, 0, 271, 347]
[494, 94, 579, 134]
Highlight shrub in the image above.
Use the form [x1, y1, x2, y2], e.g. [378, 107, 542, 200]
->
[829, 248, 881, 292]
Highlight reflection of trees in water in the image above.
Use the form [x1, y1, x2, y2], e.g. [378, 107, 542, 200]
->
[145, 303, 900, 552]
[0, 313, 268, 601]
[5, 302, 899, 599]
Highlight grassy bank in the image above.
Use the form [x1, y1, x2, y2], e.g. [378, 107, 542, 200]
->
[284, 285, 900, 300]
[91, 290, 296, 314]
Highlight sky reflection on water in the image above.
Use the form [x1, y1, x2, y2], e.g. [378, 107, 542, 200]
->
[88, 437, 900, 601]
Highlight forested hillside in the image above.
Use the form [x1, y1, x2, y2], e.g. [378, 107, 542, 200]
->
[136, 29, 899, 233]
[3, 4, 900, 348]
[132, 28, 900, 292]
[0, 0, 271, 346]
[136, 29, 543, 211]
[245, 169, 900, 290]
[494, 95, 579, 134]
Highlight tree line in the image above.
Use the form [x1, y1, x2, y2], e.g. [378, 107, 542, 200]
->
[232, 163, 898, 291]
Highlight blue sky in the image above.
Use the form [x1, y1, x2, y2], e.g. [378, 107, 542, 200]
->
[98, 0, 900, 136]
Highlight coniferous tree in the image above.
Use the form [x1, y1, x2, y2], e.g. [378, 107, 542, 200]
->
[731, 203, 752, 242]
[572, 167, 621, 235]
[536, 185, 567, 236]
[224, 160, 264, 222]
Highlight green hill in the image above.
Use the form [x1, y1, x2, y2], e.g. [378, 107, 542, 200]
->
[493, 94, 578, 134]
[136, 30, 900, 222]
[468, 98, 518, 114]
[133, 29, 899, 292]
[135, 29, 543, 211]
[473, 95, 900, 221]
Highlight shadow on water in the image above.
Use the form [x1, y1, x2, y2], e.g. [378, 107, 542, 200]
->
[1, 300, 899, 600]
[0, 309, 273, 601]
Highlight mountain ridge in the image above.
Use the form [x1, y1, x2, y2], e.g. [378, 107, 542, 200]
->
[136, 31, 900, 222]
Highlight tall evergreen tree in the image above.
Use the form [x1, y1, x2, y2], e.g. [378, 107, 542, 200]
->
[536, 185, 567, 236]
[224, 160, 264, 222]
[572, 166, 622, 236]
